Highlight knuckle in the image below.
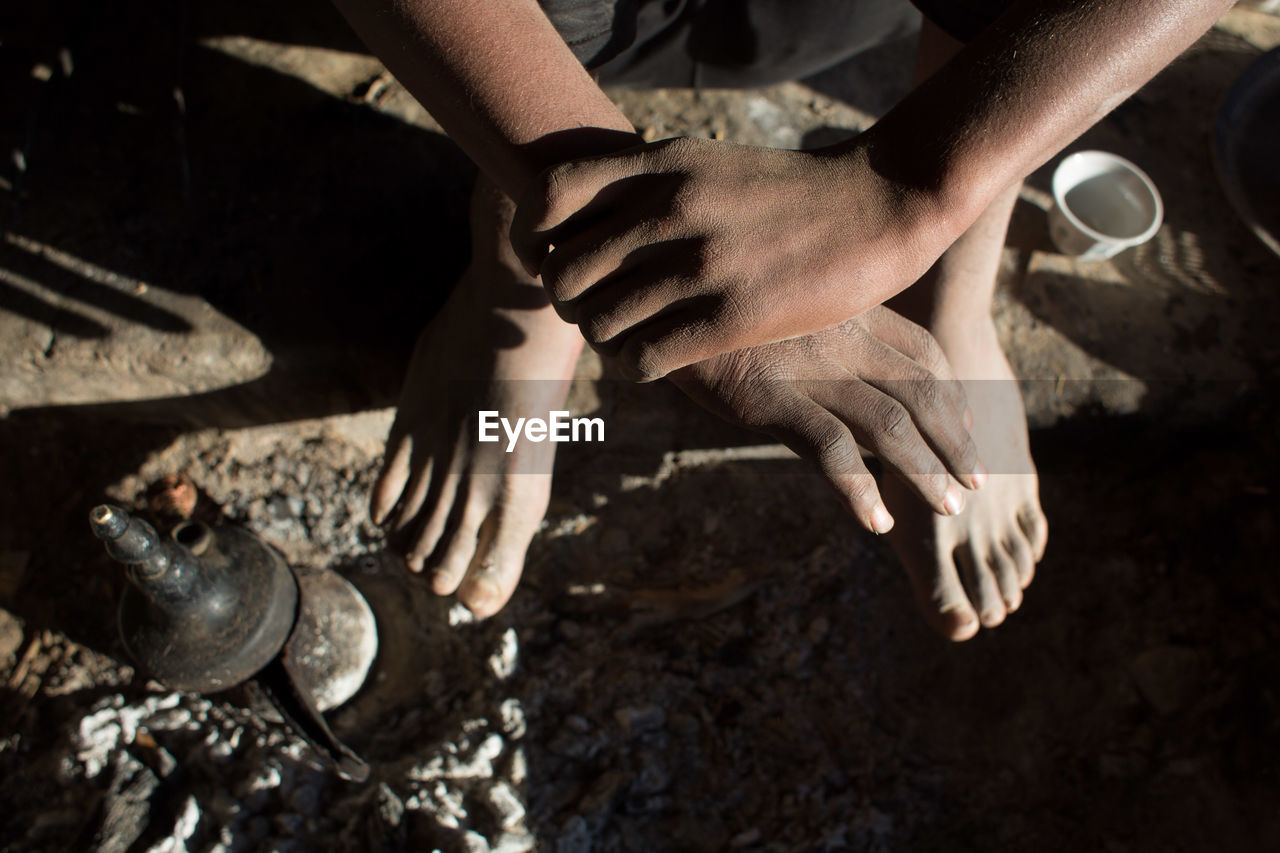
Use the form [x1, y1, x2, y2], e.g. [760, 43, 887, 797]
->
[624, 337, 668, 381]
[910, 375, 946, 414]
[911, 325, 945, 366]
[812, 424, 859, 474]
[583, 311, 616, 346]
[726, 378, 778, 426]
[876, 402, 914, 445]
[669, 184, 700, 224]
[708, 292, 750, 344]
[844, 473, 880, 506]
[533, 165, 568, 222]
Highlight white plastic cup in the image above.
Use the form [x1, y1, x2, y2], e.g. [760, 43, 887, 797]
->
[1048, 151, 1164, 261]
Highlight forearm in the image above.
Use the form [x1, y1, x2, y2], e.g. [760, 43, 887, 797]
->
[331, 0, 639, 201]
[865, 0, 1232, 241]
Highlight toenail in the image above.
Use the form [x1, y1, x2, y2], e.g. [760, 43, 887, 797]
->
[464, 578, 502, 610]
[943, 606, 977, 632]
[970, 460, 988, 490]
[871, 503, 894, 534]
[943, 488, 964, 516]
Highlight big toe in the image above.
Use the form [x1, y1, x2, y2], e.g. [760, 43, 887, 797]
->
[898, 540, 981, 642]
[456, 499, 545, 620]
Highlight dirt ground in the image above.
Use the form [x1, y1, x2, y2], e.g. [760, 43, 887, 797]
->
[2, 2, 1280, 851]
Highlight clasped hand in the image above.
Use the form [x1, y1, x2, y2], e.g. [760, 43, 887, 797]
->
[511, 136, 940, 381]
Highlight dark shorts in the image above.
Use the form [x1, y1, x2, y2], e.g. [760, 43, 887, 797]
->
[539, 0, 1011, 88]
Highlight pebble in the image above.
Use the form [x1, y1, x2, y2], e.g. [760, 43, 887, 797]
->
[487, 781, 526, 829]
[0, 607, 26, 663]
[614, 705, 666, 736]
[378, 783, 405, 827]
[461, 830, 492, 853]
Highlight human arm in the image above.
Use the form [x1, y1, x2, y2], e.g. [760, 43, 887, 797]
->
[329, 0, 641, 201]
[509, 0, 1236, 380]
[333, 0, 987, 518]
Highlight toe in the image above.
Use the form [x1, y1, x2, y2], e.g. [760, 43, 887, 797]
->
[427, 491, 492, 596]
[458, 473, 547, 614]
[457, 495, 546, 620]
[392, 454, 435, 534]
[405, 469, 462, 573]
[1005, 529, 1037, 590]
[988, 543, 1023, 613]
[959, 542, 1006, 628]
[1018, 504, 1049, 562]
[371, 435, 413, 525]
[899, 539, 980, 641]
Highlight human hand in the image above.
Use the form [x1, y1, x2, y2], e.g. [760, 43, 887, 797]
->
[511, 136, 945, 381]
[669, 306, 986, 530]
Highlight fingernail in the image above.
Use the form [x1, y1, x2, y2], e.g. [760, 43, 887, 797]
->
[970, 460, 988, 490]
[871, 503, 895, 534]
[943, 488, 964, 516]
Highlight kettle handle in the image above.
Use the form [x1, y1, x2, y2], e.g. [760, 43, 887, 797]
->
[255, 634, 370, 783]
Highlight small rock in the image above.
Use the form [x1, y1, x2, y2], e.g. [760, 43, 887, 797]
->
[461, 830, 492, 853]
[487, 781, 526, 829]
[632, 764, 669, 797]
[614, 705, 666, 736]
[499, 698, 528, 739]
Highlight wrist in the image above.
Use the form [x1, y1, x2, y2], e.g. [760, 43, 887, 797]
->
[822, 137, 974, 305]
[850, 125, 985, 251]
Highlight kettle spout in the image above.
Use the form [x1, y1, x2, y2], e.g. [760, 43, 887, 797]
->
[90, 504, 200, 602]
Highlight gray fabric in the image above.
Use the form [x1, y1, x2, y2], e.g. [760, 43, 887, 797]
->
[538, 0, 922, 88]
[537, 0, 1013, 90]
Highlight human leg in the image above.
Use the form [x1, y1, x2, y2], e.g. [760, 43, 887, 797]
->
[881, 19, 1048, 641]
[372, 175, 584, 617]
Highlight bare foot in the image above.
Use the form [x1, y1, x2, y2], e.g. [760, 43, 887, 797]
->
[883, 318, 1048, 640]
[372, 181, 582, 618]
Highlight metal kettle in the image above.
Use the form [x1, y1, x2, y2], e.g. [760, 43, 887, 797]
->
[89, 504, 375, 781]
